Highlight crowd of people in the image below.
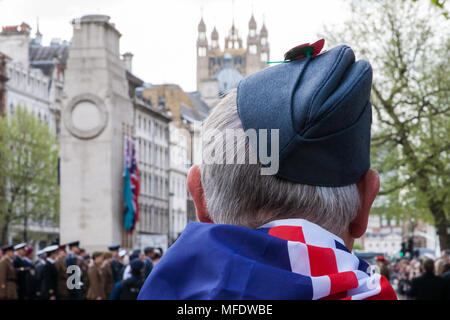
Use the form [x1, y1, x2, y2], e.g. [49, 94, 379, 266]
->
[1, 238, 450, 300]
[0, 241, 163, 300]
[374, 250, 450, 300]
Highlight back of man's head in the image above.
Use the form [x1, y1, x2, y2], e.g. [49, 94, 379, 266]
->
[188, 44, 379, 248]
[423, 259, 435, 274]
[199, 91, 360, 235]
[144, 247, 154, 257]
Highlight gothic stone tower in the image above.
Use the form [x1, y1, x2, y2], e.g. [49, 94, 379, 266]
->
[60, 15, 133, 252]
[196, 15, 269, 107]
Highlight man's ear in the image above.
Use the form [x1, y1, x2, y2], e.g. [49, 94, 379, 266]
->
[349, 169, 380, 239]
[187, 165, 213, 223]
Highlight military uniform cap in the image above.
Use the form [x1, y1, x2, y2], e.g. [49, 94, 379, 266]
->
[43, 245, 59, 254]
[237, 41, 373, 186]
[1, 244, 14, 252]
[108, 244, 120, 251]
[118, 249, 127, 257]
[68, 241, 80, 248]
[13, 243, 27, 251]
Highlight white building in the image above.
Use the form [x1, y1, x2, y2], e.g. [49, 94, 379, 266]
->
[363, 230, 403, 255]
[168, 123, 189, 243]
[133, 86, 172, 252]
[0, 23, 68, 137]
[359, 214, 440, 257]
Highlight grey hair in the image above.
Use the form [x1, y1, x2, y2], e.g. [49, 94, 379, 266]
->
[199, 89, 360, 235]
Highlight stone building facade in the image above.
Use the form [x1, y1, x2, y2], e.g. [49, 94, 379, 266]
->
[60, 15, 175, 252]
[133, 82, 171, 251]
[0, 22, 68, 245]
[141, 85, 210, 228]
[168, 122, 189, 244]
[197, 15, 269, 107]
[60, 15, 136, 253]
[0, 23, 68, 137]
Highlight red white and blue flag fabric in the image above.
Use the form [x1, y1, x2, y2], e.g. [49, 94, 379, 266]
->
[138, 219, 397, 300]
[123, 136, 140, 232]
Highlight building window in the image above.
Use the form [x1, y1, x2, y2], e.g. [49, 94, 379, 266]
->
[249, 29, 256, 37]
[198, 47, 206, 57]
[261, 52, 268, 62]
[249, 45, 257, 54]
[261, 37, 267, 46]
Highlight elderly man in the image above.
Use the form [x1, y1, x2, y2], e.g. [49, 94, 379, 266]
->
[138, 42, 397, 300]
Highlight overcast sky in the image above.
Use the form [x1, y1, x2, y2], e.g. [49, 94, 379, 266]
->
[0, 0, 350, 92]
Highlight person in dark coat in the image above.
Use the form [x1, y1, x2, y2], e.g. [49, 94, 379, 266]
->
[34, 249, 47, 299]
[110, 259, 145, 300]
[440, 263, 450, 300]
[407, 259, 446, 300]
[143, 247, 154, 278]
[22, 246, 38, 300]
[13, 243, 27, 300]
[65, 241, 83, 300]
[40, 245, 59, 300]
[111, 248, 125, 284]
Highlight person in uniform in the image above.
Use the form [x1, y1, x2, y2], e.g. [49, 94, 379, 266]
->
[108, 245, 122, 284]
[122, 249, 142, 280]
[13, 242, 27, 299]
[22, 246, 37, 300]
[143, 247, 154, 278]
[152, 248, 163, 265]
[110, 258, 145, 300]
[0, 245, 18, 300]
[65, 241, 83, 300]
[55, 244, 68, 300]
[86, 251, 106, 300]
[34, 249, 47, 299]
[78, 249, 89, 297]
[101, 251, 114, 299]
[40, 245, 58, 300]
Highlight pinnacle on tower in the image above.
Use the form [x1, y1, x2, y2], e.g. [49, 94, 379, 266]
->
[249, 14, 257, 30]
[260, 22, 268, 36]
[198, 17, 206, 32]
[211, 26, 218, 40]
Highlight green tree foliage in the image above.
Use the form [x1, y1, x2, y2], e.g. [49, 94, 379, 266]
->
[0, 107, 59, 243]
[322, 0, 449, 249]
